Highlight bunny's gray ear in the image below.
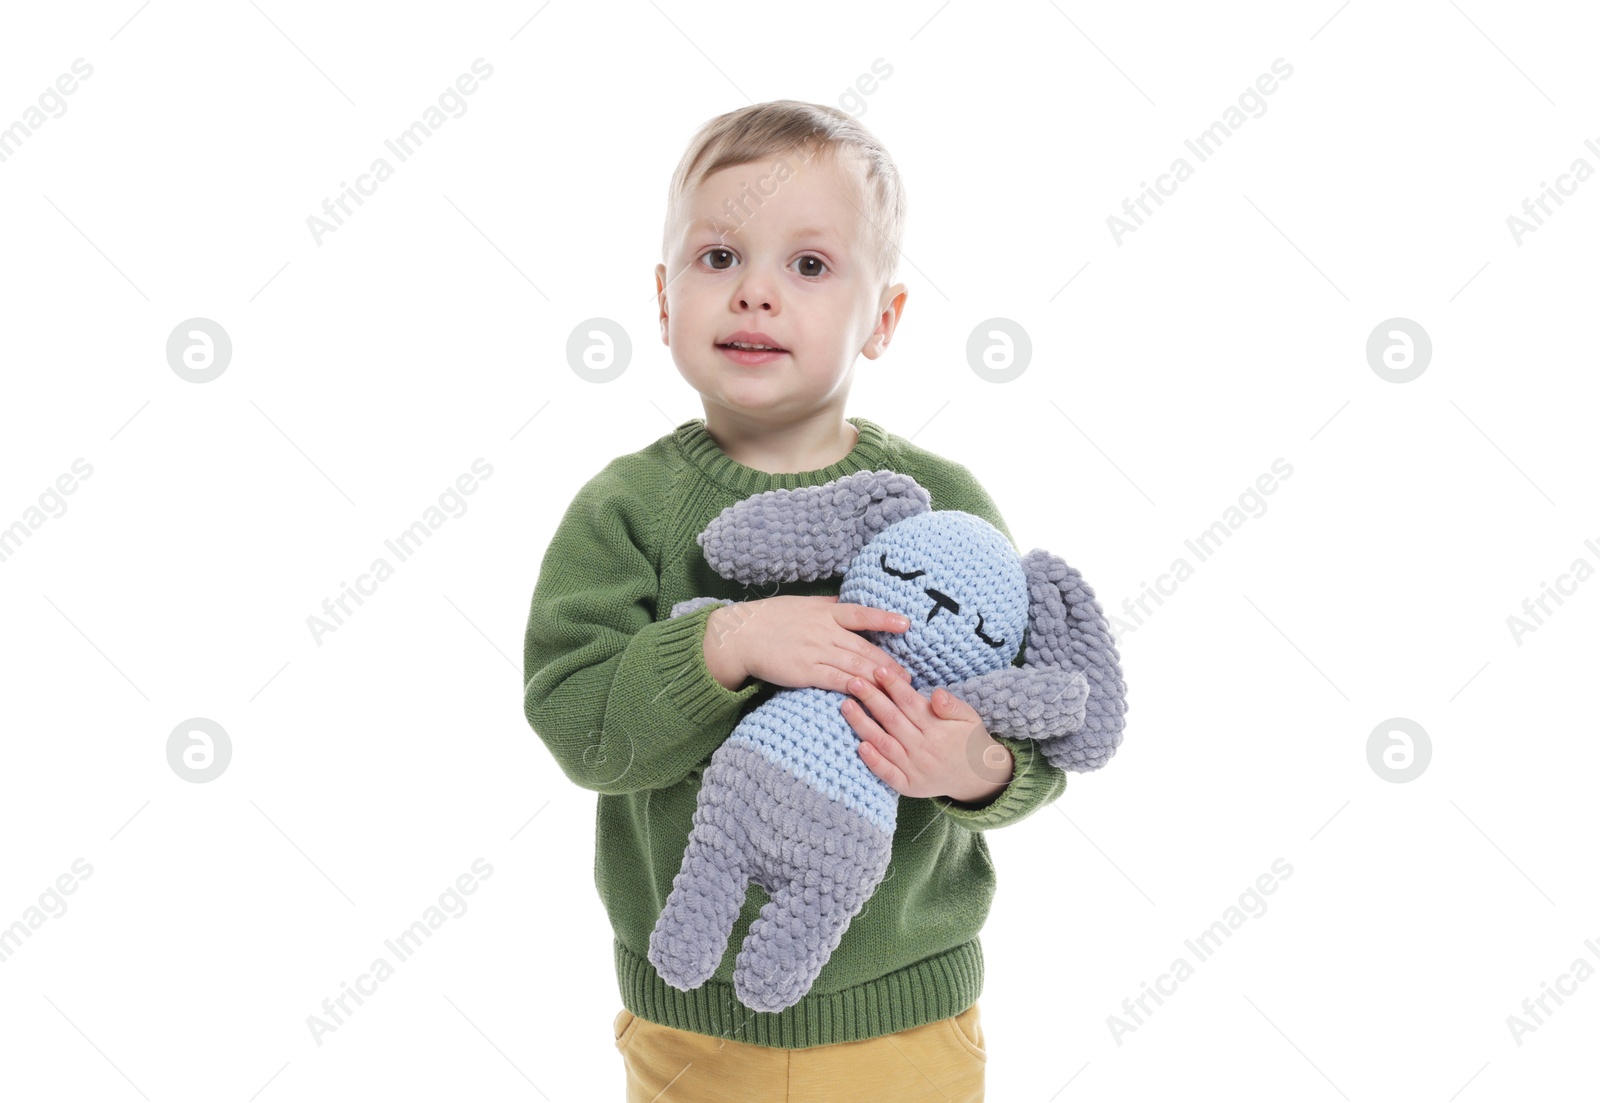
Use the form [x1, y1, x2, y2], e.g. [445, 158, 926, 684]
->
[697, 469, 932, 586]
[1020, 549, 1128, 772]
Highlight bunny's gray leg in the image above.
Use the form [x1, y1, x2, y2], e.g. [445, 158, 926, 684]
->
[729, 749, 894, 1013]
[647, 748, 756, 992]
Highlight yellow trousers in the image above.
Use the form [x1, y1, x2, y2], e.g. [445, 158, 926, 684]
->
[613, 1001, 986, 1102]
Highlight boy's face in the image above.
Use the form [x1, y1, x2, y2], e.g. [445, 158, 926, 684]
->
[655, 147, 907, 427]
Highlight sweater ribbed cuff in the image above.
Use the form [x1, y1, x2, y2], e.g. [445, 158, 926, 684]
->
[615, 935, 983, 1049]
[932, 735, 1064, 831]
[653, 603, 763, 726]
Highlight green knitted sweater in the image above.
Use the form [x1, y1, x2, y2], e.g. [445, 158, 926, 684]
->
[521, 415, 1066, 1048]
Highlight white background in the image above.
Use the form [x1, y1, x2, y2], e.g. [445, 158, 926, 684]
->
[2, 1, 1596, 1099]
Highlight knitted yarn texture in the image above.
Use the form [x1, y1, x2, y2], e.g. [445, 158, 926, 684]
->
[646, 470, 1127, 1012]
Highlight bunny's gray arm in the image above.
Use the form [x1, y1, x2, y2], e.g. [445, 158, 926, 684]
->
[943, 666, 1090, 743]
[1020, 550, 1128, 772]
[945, 550, 1128, 774]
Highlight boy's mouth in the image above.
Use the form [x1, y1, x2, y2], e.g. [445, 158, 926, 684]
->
[717, 332, 788, 364]
[717, 331, 787, 351]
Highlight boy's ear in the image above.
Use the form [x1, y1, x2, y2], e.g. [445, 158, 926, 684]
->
[862, 282, 908, 360]
[655, 263, 669, 344]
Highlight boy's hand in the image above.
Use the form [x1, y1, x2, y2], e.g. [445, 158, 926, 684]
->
[841, 667, 1015, 803]
[703, 595, 913, 695]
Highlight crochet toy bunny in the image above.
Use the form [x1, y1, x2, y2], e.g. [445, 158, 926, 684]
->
[646, 469, 1128, 1012]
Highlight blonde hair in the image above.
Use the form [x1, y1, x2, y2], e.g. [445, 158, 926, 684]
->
[661, 99, 906, 292]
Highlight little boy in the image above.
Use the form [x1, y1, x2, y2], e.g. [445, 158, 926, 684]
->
[522, 99, 1066, 1102]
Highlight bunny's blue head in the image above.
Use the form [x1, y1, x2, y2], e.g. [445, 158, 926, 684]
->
[837, 510, 1028, 690]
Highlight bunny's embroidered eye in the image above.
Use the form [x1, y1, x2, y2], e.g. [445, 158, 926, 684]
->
[974, 614, 1005, 648]
[880, 554, 925, 580]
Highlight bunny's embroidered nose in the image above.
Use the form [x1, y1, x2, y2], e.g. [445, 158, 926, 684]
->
[923, 588, 960, 622]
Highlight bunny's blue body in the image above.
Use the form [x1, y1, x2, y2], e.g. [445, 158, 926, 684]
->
[722, 510, 1029, 834]
[650, 509, 1036, 1011]
[723, 685, 898, 834]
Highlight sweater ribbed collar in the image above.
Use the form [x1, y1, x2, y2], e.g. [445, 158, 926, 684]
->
[674, 415, 889, 496]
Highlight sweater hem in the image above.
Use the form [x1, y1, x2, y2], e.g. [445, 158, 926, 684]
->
[614, 935, 983, 1049]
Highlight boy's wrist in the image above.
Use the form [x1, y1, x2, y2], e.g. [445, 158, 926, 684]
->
[943, 739, 1014, 805]
[702, 603, 750, 691]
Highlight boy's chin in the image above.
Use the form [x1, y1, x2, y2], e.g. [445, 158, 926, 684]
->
[702, 383, 798, 413]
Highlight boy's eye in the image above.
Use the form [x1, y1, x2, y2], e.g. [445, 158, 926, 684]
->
[696, 251, 827, 277]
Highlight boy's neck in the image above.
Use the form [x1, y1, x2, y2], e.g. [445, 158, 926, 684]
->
[702, 405, 860, 475]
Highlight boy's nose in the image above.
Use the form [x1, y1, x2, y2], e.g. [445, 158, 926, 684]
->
[732, 270, 777, 312]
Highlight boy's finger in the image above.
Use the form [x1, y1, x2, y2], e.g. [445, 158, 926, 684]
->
[876, 653, 911, 680]
[843, 676, 917, 749]
[838, 603, 911, 632]
[874, 667, 922, 703]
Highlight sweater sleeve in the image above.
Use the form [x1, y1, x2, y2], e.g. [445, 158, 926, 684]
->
[907, 451, 1071, 830]
[522, 465, 763, 794]
[931, 735, 1067, 830]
